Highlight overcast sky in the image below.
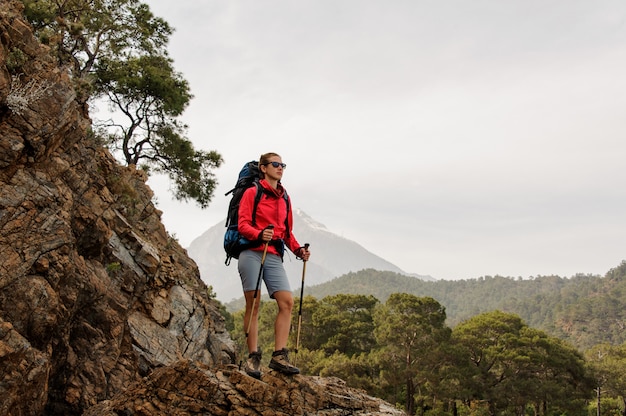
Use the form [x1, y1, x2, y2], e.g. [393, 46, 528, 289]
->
[139, 0, 626, 280]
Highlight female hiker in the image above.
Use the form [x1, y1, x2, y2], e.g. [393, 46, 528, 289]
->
[237, 152, 311, 378]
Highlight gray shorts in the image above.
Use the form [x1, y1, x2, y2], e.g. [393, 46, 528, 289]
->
[238, 250, 291, 298]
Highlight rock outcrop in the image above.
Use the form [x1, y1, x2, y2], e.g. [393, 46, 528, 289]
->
[0, 1, 234, 414]
[0, 1, 401, 415]
[84, 360, 401, 416]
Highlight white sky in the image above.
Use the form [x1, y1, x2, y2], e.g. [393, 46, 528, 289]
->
[140, 0, 626, 280]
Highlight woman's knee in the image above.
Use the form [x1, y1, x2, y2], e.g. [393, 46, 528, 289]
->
[244, 291, 261, 313]
[274, 291, 294, 311]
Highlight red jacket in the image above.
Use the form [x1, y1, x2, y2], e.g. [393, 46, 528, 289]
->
[237, 179, 302, 257]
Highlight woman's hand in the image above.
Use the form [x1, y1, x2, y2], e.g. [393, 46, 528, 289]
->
[296, 246, 311, 261]
[260, 226, 274, 242]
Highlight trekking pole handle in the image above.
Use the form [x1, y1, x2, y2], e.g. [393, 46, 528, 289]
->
[298, 243, 309, 261]
[260, 224, 274, 242]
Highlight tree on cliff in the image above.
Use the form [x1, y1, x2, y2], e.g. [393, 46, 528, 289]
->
[20, 0, 222, 208]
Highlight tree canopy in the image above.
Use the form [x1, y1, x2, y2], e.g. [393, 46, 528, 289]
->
[585, 343, 626, 416]
[225, 291, 610, 415]
[304, 262, 626, 350]
[21, 0, 223, 208]
[453, 310, 593, 415]
[374, 294, 451, 415]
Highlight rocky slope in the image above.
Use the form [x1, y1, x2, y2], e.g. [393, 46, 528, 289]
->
[0, 1, 401, 415]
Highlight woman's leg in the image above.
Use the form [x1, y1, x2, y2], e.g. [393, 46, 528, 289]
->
[273, 290, 294, 351]
[269, 290, 300, 374]
[244, 290, 261, 352]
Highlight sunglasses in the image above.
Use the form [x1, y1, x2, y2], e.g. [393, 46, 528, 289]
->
[263, 161, 287, 169]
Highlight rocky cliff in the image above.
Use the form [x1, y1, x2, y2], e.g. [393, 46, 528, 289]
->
[0, 1, 402, 415]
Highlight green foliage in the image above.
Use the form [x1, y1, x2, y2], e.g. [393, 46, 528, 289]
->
[453, 311, 593, 415]
[20, 0, 223, 208]
[587, 396, 626, 416]
[95, 54, 191, 117]
[214, 300, 234, 333]
[289, 347, 328, 376]
[551, 262, 626, 349]
[6, 48, 28, 74]
[229, 287, 622, 415]
[374, 294, 451, 415]
[230, 300, 278, 358]
[22, 0, 171, 80]
[318, 351, 381, 393]
[308, 294, 378, 356]
[306, 262, 626, 350]
[225, 263, 626, 415]
[585, 342, 626, 414]
[151, 123, 222, 208]
[106, 173, 138, 200]
[105, 262, 121, 275]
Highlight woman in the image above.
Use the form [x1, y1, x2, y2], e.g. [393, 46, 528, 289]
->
[237, 152, 311, 378]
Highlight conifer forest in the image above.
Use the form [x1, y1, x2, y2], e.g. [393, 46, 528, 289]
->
[226, 262, 626, 416]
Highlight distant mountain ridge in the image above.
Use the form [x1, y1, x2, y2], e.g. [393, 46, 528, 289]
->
[187, 209, 433, 302]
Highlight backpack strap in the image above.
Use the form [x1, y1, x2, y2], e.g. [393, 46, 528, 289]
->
[283, 191, 291, 239]
[251, 181, 263, 227]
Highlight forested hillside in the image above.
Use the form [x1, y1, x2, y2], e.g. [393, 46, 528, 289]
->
[222, 261, 626, 414]
[305, 260, 626, 350]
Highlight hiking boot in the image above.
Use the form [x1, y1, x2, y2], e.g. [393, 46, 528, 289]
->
[269, 348, 300, 375]
[243, 351, 262, 379]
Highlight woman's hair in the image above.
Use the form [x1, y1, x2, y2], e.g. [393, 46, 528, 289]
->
[259, 152, 280, 165]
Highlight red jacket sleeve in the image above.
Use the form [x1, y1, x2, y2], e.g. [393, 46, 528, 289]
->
[283, 197, 302, 254]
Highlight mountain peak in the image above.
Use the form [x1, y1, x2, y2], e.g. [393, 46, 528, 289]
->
[294, 207, 327, 231]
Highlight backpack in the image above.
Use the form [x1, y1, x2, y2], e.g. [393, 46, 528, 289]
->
[223, 160, 291, 265]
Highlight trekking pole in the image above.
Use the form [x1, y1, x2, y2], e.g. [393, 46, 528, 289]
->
[294, 243, 310, 365]
[245, 225, 274, 339]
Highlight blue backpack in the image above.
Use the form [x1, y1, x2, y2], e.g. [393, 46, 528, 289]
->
[223, 161, 290, 265]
